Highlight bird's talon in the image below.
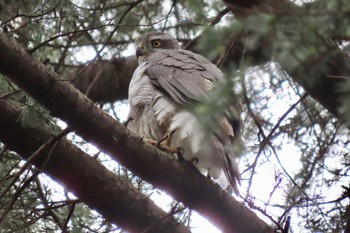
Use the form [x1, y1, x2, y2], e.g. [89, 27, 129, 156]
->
[176, 147, 185, 160]
[143, 138, 157, 146]
[190, 157, 199, 165]
[143, 138, 178, 154]
[159, 145, 179, 154]
[124, 117, 134, 127]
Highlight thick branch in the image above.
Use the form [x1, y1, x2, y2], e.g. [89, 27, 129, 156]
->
[0, 33, 273, 232]
[69, 57, 137, 102]
[0, 98, 190, 233]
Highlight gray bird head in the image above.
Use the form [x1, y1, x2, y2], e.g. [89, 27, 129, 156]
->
[135, 31, 180, 63]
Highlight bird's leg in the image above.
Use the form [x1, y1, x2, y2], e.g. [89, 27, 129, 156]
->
[143, 136, 178, 154]
[142, 138, 158, 146]
[158, 131, 184, 155]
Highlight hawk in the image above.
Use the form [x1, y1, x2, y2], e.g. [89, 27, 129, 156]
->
[127, 31, 241, 193]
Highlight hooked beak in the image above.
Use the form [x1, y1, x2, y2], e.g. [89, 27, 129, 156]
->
[136, 43, 145, 59]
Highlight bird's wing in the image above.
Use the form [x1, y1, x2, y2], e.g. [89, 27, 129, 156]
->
[144, 49, 241, 193]
[145, 49, 223, 105]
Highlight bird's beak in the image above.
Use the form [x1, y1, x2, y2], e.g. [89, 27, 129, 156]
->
[136, 43, 145, 59]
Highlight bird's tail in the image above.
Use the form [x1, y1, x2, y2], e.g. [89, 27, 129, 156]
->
[223, 152, 241, 194]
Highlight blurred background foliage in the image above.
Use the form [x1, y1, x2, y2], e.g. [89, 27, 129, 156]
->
[1, 0, 350, 232]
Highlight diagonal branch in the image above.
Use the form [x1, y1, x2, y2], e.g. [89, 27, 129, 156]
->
[0, 32, 273, 232]
[0, 98, 190, 233]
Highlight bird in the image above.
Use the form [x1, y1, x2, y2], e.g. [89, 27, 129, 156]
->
[127, 31, 241, 193]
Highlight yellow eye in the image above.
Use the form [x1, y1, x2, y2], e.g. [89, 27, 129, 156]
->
[152, 40, 161, 48]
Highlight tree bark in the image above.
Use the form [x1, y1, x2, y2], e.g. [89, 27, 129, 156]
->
[69, 57, 137, 103]
[0, 98, 190, 233]
[0, 32, 274, 233]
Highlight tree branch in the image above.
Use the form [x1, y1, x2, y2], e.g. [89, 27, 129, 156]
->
[0, 32, 273, 233]
[0, 98, 190, 233]
[69, 57, 137, 102]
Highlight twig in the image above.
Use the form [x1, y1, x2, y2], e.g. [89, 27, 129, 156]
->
[0, 127, 71, 224]
[96, 0, 144, 57]
[162, 0, 177, 32]
[216, 29, 244, 68]
[0, 169, 40, 224]
[29, 25, 113, 53]
[0, 90, 22, 99]
[62, 202, 76, 233]
[244, 196, 285, 232]
[34, 177, 65, 230]
[283, 216, 291, 233]
[0, 1, 61, 27]
[243, 88, 308, 197]
[185, 7, 230, 50]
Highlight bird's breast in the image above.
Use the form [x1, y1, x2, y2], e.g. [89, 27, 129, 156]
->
[128, 62, 168, 140]
[128, 63, 154, 106]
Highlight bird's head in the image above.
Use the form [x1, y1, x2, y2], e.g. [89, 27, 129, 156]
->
[135, 31, 180, 63]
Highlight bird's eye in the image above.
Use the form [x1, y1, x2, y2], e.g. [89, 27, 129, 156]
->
[152, 40, 161, 48]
